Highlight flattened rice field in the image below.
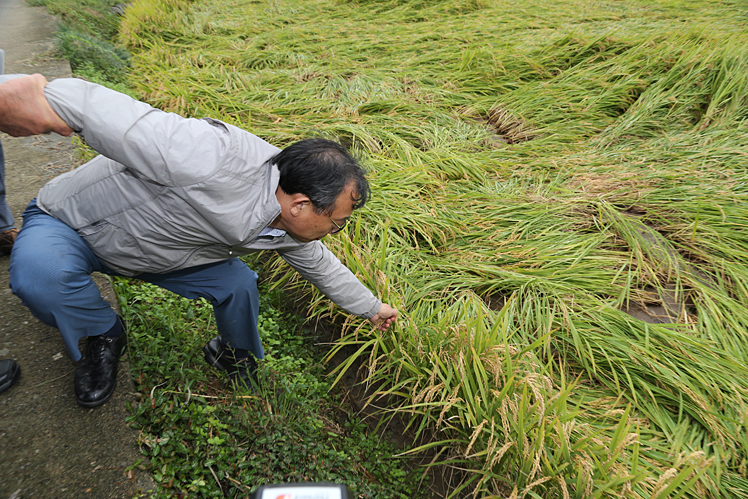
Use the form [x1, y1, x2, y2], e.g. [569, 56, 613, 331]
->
[119, 0, 748, 496]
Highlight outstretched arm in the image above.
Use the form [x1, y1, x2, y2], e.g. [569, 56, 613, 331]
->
[278, 241, 399, 330]
[0, 74, 73, 137]
[2, 74, 235, 187]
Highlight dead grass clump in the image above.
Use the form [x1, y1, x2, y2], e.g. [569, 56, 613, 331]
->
[486, 106, 536, 144]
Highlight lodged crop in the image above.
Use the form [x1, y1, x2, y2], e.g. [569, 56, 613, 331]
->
[120, 0, 748, 497]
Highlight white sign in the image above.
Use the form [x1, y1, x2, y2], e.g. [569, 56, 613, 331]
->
[260, 485, 344, 499]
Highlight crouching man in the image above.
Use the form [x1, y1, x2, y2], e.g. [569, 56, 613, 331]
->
[0, 74, 398, 407]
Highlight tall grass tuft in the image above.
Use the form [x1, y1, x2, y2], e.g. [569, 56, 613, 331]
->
[119, 0, 748, 496]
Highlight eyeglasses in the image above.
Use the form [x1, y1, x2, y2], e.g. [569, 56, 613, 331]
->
[327, 215, 348, 234]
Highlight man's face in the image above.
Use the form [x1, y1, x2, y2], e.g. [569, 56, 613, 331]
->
[282, 183, 357, 243]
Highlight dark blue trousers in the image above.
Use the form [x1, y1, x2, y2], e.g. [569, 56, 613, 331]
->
[9, 201, 263, 362]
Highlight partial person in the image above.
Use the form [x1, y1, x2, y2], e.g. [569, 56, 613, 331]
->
[0, 137, 21, 395]
[0, 50, 20, 252]
[0, 49, 21, 394]
[0, 74, 398, 408]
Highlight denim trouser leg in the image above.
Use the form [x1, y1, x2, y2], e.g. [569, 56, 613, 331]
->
[0, 141, 15, 232]
[136, 260, 264, 360]
[9, 201, 264, 362]
[9, 201, 118, 361]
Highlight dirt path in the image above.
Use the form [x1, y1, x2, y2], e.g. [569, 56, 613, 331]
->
[0, 1, 153, 497]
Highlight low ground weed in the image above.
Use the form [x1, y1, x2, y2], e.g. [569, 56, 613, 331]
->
[114, 277, 422, 498]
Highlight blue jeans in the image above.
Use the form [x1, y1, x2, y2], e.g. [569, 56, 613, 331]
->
[9, 200, 263, 362]
[0, 141, 15, 232]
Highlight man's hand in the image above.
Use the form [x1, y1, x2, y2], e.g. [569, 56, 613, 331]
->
[369, 303, 399, 331]
[0, 74, 73, 137]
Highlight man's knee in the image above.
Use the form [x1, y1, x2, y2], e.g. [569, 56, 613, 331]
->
[9, 243, 87, 306]
[11, 255, 57, 303]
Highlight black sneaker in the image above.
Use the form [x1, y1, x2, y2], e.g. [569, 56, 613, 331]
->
[203, 337, 258, 390]
[74, 332, 127, 408]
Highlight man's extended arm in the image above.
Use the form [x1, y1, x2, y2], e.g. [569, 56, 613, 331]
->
[0, 74, 73, 137]
[2, 74, 233, 187]
[278, 241, 398, 331]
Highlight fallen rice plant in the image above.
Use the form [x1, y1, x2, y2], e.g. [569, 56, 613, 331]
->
[119, 0, 748, 496]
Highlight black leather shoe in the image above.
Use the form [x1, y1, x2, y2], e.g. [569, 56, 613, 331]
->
[203, 336, 258, 389]
[74, 333, 127, 408]
[0, 359, 20, 393]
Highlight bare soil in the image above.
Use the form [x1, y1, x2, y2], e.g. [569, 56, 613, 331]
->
[0, 1, 154, 497]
